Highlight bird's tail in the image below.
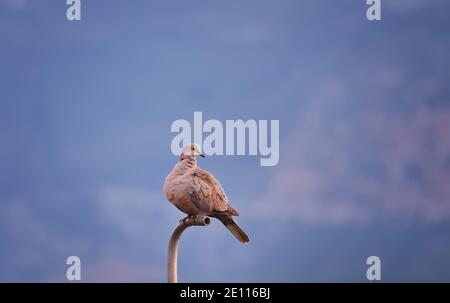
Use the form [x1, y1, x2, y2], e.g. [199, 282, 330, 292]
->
[215, 215, 250, 243]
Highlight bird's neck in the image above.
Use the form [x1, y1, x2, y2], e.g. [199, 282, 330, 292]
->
[179, 154, 197, 169]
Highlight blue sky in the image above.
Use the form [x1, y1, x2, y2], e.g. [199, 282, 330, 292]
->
[1, 0, 450, 282]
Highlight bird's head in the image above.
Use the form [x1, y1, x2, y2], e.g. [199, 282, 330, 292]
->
[181, 143, 205, 158]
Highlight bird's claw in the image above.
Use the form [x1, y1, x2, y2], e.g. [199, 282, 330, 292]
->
[179, 216, 189, 224]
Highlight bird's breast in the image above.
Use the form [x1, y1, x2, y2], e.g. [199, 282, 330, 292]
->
[164, 172, 191, 203]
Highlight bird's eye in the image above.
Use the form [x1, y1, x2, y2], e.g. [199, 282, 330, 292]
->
[191, 147, 194, 151]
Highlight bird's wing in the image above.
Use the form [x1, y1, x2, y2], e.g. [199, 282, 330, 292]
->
[188, 169, 238, 215]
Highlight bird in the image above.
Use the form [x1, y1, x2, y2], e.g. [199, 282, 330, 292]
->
[164, 143, 250, 243]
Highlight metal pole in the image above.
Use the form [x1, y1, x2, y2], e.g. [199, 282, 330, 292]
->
[167, 216, 210, 283]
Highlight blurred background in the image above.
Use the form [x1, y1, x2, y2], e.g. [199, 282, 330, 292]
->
[1, 0, 450, 282]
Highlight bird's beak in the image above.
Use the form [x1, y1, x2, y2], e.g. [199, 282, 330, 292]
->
[200, 154, 205, 158]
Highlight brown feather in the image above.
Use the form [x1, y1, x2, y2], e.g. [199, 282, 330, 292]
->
[215, 214, 250, 243]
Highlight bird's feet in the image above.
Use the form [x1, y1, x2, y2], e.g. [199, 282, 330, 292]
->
[179, 214, 199, 224]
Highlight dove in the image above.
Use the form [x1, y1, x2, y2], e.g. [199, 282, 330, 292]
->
[164, 143, 250, 243]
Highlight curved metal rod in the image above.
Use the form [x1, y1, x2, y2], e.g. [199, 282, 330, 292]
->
[167, 216, 210, 283]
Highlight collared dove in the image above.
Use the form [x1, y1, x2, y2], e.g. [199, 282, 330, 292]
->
[164, 143, 250, 243]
